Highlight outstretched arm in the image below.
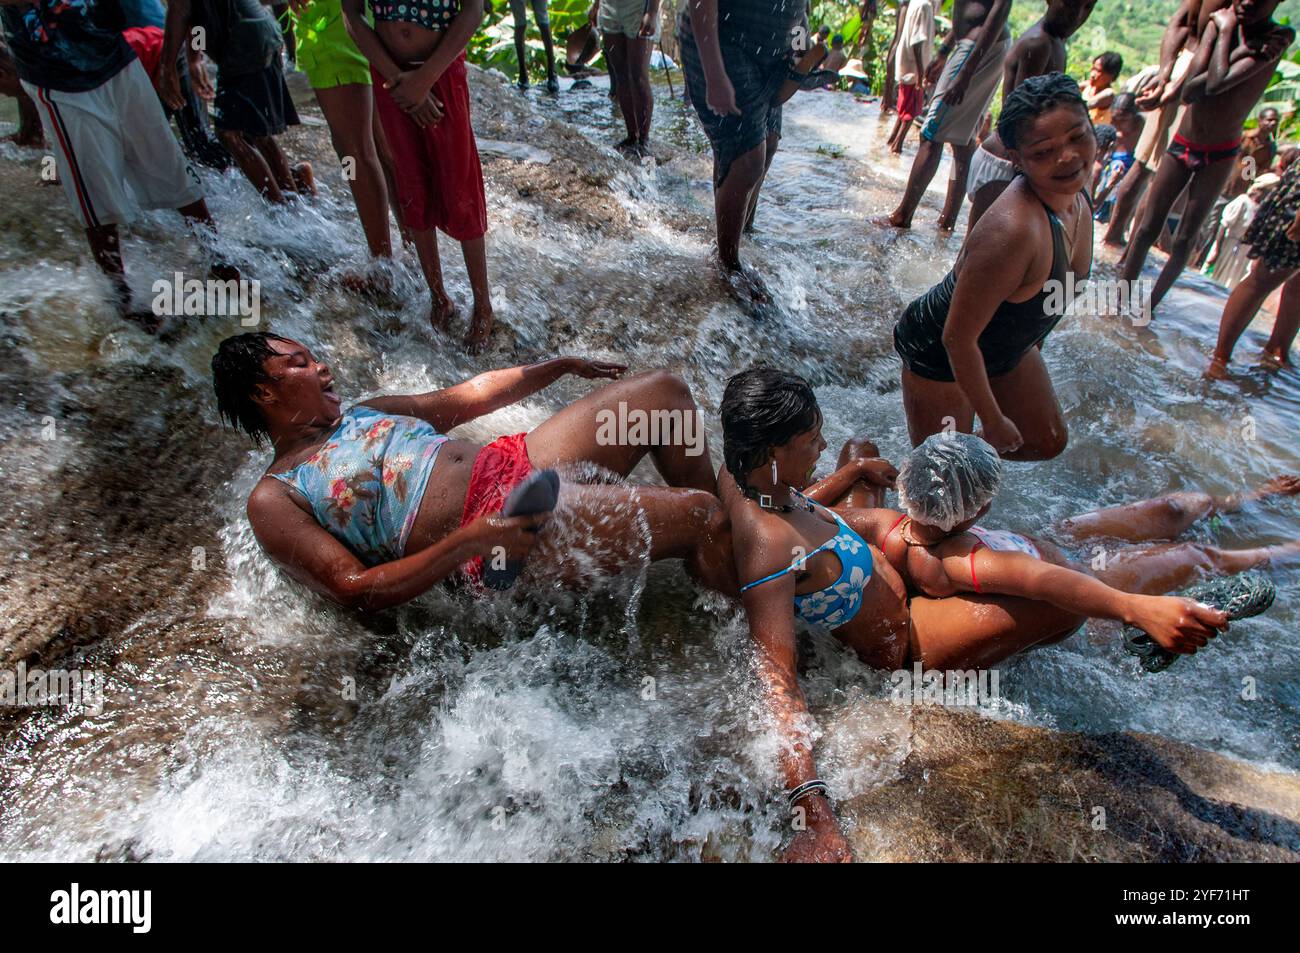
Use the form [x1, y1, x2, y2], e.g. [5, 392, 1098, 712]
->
[362, 358, 625, 432]
[249, 482, 543, 611]
[946, 549, 1228, 653]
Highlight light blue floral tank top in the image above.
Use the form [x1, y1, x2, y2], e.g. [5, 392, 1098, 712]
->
[270, 405, 448, 566]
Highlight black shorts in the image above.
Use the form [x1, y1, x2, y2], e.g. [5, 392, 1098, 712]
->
[679, 23, 787, 188]
[213, 59, 299, 138]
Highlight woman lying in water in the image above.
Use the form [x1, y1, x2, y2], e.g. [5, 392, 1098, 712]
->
[213, 332, 736, 610]
[720, 368, 1297, 862]
[894, 73, 1096, 460]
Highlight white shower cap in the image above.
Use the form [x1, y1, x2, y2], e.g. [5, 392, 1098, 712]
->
[896, 432, 1003, 533]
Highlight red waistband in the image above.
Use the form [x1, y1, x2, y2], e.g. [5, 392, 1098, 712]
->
[1172, 133, 1243, 152]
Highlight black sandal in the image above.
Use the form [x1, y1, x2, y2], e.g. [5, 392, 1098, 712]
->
[1123, 572, 1277, 673]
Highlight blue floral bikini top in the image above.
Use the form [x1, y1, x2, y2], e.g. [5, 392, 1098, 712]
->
[370, 0, 459, 31]
[269, 405, 449, 566]
[740, 490, 875, 630]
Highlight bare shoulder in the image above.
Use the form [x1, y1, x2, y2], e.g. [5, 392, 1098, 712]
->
[732, 506, 802, 583]
[247, 476, 300, 527]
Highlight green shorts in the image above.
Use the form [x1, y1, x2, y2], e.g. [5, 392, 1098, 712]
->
[292, 0, 373, 90]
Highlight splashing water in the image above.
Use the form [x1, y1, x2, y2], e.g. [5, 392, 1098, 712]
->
[0, 71, 1297, 862]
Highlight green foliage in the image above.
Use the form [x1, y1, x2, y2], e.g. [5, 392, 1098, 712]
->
[469, 0, 594, 76]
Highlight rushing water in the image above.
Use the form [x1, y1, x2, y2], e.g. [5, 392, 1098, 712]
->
[0, 70, 1297, 861]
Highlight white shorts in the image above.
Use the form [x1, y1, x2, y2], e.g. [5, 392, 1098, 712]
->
[599, 0, 661, 42]
[23, 59, 203, 229]
[966, 143, 1017, 199]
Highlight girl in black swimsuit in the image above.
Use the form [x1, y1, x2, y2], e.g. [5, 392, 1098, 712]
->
[893, 73, 1096, 461]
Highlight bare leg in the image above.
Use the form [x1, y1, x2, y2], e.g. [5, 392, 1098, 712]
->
[535, 482, 736, 594]
[409, 227, 454, 332]
[1261, 270, 1300, 368]
[628, 36, 654, 149]
[1147, 161, 1236, 310]
[537, 12, 560, 90]
[314, 83, 393, 259]
[1206, 260, 1296, 376]
[901, 349, 1068, 460]
[513, 16, 530, 88]
[937, 142, 974, 231]
[603, 33, 638, 146]
[1093, 540, 1300, 595]
[1118, 154, 1193, 287]
[881, 136, 944, 229]
[460, 236, 494, 352]
[743, 131, 779, 234]
[84, 223, 158, 330]
[218, 129, 287, 204]
[251, 135, 297, 194]
[1102, 161, 1151, 248]
[1057, 475, 1300, 543]
[714, 139, 772, 310]
[524, 369, 715, 491]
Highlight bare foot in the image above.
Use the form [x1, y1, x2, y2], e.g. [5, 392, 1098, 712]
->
[871, 211, 911, 230]
[1101, 237, 1127, 251]
[429, 291, 456, 333]
[1259, 349, 1291, 370]
[936, 214, 957, 231]
[464, 305, 494, 353]
[1249, 474, 1300, 501]
[340, 267, 393, 298]
[1203, 356, 1230, 380]
[291, 161, 317, 197]
[721, 262, 774, 319]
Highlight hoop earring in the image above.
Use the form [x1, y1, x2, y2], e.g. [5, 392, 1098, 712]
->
[771, 459, 779, 486]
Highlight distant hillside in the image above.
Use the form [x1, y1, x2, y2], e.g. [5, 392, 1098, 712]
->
[1011, 0, 1300, 84]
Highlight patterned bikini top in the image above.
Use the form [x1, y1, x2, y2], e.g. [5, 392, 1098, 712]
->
[370, 0, 459, 32]
[269, 405, 448, 566]
[740, 490, 875, 630]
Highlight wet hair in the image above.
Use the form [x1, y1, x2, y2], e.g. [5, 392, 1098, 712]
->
[720, 368, 821, 490]
[997, 72, 1091, 151]
[212, 331, 294, 447]
[1111, 91, 1138, 119]
[897, 433, 1003, 533]
[1093, 123, 1117, 154]
[1094, 51, 1123, 78]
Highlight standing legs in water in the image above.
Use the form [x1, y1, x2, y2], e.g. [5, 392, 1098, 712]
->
[410, 229, 495, 353]
[1119, 154, 1236, 312]
[1206, 262, 1300, 377]
[1101, 161, 1151, 248]
[714, 133, 780, 311]
[602, 32, 655, 156]
[217, 129, 315, 205]
[512, 0, 560, 93]
[313, 82, 396, 289]
[879, 136, 946, 229]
